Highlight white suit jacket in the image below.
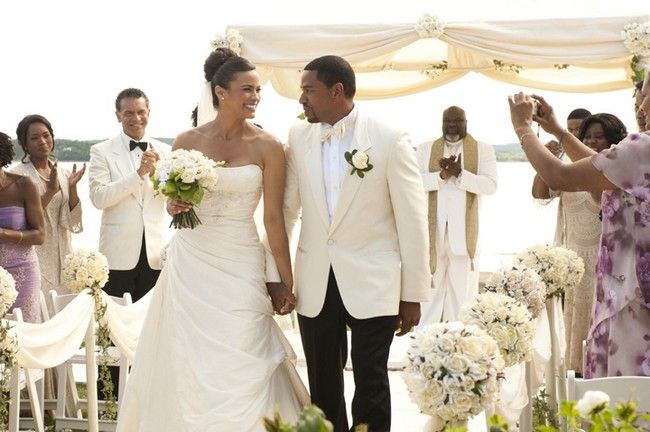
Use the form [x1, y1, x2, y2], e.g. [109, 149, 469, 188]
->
[415, 138, 497, 255]
[270, 112, 431, 319]
[88, 135, 170, 270]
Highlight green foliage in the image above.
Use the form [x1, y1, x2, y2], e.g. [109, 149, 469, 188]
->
[533, 388, 559, 429]
[264, 405, 334, 432]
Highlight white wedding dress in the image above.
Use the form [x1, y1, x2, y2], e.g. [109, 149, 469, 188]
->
[116, 164, 308, 431]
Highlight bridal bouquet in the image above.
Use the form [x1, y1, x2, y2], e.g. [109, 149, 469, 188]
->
[151, 149, 222, 229]
[0, 267, 17, 428]
[461, 292, 535, 367]
[483, 266, 547, 319]
[403, 322, 504, 431]
[514, 245, 584, 299]
[63, 250, 109, 294]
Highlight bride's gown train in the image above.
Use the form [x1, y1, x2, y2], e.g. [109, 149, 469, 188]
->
[117, 164, 308, 431]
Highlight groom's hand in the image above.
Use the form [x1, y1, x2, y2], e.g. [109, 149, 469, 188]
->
[395, 301, 421, 336]
[266, 282, 296, 315]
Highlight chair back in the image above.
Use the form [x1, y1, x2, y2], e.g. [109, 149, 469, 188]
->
[567, 369, 650, 411]
[49, 290, 132, 315]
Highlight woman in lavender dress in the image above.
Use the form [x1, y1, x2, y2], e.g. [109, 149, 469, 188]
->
[508, 74, 650, 378]
[0, 132, 45, 322]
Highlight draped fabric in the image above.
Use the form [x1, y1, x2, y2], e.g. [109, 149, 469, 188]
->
[224, 15, 648, 99]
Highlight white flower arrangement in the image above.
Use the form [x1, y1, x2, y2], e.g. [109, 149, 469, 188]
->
[403, 322, 504, 430]
[483, 266, 547, 319]
[0, 267, 17, 317]
[415, 13, 445, 39]
[63, 250, 109, 294]
[575, 390, 610, 418]
[211, 29, 244, 55]
[461, 292, 535, 367]
[514, 245, 584, 299]
[151, 149, 222, 229]
[622, 22, 650, 71]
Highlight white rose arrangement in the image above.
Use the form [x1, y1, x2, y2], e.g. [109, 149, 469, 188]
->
[415, 13, 445, 39]
[63, 250, 109, 294]
[211, 29, 244, 55]
[0, 267, 17, 428]
[344, 149, 373, 178]
[514, 245, 584, 299]
[403, 322, 504, 430]
[151, 149, 222, 229]
[622, 22, 650, 72]
[461, 292, 535, 367]
[483, 266, 547, 319]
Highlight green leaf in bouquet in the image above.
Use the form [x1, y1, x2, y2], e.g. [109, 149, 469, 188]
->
[192, 185, 205, 204]
[161, 180, 178, 196]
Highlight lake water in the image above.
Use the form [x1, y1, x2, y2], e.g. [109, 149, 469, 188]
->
[54, 161, 558, 273]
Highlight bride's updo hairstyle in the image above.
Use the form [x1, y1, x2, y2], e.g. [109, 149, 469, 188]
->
[204, 48, 256, 108]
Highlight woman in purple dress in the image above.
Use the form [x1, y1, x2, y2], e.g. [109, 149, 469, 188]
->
[0, 131, 45, 322]
[508, 74, 650, 378]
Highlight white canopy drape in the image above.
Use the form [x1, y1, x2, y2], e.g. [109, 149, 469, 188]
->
[221, 14, 649, 99]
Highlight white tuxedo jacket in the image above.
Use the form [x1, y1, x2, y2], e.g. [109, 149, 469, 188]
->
[271, 113, 431, 319]
[88, 135, 170, 270]
[415, 138, 497, 255]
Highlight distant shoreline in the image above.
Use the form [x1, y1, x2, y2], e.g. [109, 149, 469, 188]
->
[12, 139, 526, 162]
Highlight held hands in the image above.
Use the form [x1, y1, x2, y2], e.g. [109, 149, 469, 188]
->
[137, 146, 160, 178]
[395, 301, 421, 336]
[166, 198, 193, 217]
[266, 282, 297, 315]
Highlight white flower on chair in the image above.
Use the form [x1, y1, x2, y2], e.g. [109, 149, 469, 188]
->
[0, 267, 17, 317]
[576, 390, 610, 417]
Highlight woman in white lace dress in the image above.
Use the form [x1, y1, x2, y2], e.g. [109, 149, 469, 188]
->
[11, 114, 85, 296]
[531, 113, 627, 374]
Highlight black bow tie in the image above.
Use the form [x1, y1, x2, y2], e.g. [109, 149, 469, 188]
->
[129, 140, 147, 152]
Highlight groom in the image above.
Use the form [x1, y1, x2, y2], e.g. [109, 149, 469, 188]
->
[268, 55, 431, 431]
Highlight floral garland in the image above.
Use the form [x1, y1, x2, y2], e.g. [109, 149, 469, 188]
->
[493, 59, 523, 74]
[461, 292, 535, 367]
[211, 29, 244, 55]
[422, 61, 449, 79]
[622, 21, 650, 83]
[0, 267, 18, 429]
[415, 13, 445, 39]
[63, 250, 116, 420]
[402, 322, 504, 431]
[483, 265, 546, 319]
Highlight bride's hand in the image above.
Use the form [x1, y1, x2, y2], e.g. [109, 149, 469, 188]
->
[167, 198, 193, 216]
[266, 282, 296, 315]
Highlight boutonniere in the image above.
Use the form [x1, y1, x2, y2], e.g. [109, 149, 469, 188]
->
[344, 149, 373, 178]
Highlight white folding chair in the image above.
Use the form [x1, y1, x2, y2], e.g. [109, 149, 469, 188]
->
[567, 369, 650, 411]
[5, 308, 45, 432]
[49, 290, 132, 432]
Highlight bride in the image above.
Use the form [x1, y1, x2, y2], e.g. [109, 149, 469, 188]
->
[116, 48, 308, 431]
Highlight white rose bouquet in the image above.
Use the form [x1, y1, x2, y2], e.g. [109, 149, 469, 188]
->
[514, 245, 584, 299]
[0, 267, 17, 317]
[484, 266, 547, 319]
[63, 250, 109, 294]
[151, 149, 222, 229]
[461, 292, 535, 367]
[403, 322, 504, 430]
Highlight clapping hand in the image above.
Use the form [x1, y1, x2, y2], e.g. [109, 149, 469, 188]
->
[68, 163, 86, 188]
[45, 161, 60, 195]
[438, 154, 462, 179]
[266, 282, 296, 315]
[137, 145, 160, 177]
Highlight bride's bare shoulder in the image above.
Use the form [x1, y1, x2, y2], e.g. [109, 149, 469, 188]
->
[249, 124, 282, 149]
[172, 125, 211, 151]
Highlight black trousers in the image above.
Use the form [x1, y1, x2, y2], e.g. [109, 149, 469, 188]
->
[99, 235, 160, 399]
[298, 268, 396, 432]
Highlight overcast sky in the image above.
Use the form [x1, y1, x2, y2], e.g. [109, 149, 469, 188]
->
[1, 0, 647, 145]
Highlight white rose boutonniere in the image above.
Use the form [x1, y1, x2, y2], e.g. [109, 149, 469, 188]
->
[344, 149, 373, 178]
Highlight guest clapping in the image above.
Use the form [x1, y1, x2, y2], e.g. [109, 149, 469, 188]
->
[508, 74, 650, 378]
[0, 131, 45, 322]
[11, 115, 84, 296]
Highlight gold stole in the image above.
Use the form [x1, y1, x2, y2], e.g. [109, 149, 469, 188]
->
[427, 134, 479, 273]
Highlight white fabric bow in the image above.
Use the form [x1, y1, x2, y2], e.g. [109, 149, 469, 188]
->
[320, 122, 346, 143]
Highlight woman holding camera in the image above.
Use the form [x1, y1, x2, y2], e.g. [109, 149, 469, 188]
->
[508, 74, 650, 378]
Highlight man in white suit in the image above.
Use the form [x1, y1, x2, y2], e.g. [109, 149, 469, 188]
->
[268, 56, 430, 432]
[416, 106, 497, 324]
[89, 88, 170, 302]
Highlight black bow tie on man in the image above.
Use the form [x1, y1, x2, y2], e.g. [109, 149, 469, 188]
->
[129, 140, 148, 152]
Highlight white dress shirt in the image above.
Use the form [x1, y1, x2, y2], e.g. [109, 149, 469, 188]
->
[321, 107, 358, 221]
[120, 131, 151, 171]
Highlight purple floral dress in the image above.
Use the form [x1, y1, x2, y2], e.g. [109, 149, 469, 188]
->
[585, 132, 650, 378]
